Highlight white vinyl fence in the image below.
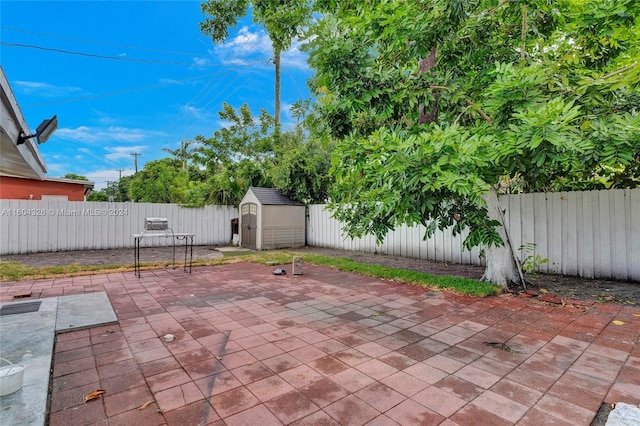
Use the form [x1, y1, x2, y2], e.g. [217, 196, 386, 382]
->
[307, 189, 640, 281]
[0, 200, 237, 255]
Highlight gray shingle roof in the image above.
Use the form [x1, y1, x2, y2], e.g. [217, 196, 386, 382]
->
[249, 187, 304, 206]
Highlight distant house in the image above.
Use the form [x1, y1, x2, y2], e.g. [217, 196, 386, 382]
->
[0, 66, 94, 200]
[0, 175, 93, 201]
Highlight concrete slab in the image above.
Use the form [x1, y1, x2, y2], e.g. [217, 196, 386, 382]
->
[56, 292, 117, 333]
[606, 403, 640, 426]
[0, 297, 57, 426]
[0, 292, 118, 425]
[215, 246, 251, 252]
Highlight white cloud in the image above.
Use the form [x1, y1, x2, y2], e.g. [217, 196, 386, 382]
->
[203, 25, 309, 71]
[191, 57, 213, 68]
[104, 146, 148, 161]
[159, 77, 186, 85]
[225, 26, 272, 56]
[281, 39, 309, 70]
[55, 126, 165, 143]
[281, 102, 295, 121]
[85, 168, 134, 190]
[90, 109, 119, 125]
[44, 162, 65, 174]
[14, 80, 82, 98]
[214, 27, 307, 69]
[181, 105, 203, 119]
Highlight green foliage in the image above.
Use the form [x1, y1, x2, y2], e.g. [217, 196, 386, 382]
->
[128, 159, 190, 203]
[86, 190, 108, 202]
[192, 103, 334, 205]
[200, 0, 310, 51]
[127, 101, 334, 206]
[162, 139, 194, 172]
[62, 173, 88, 181]
[267, 128, 335, 203]
[518, 243, 549, 276]
[306, 0, 640, 252]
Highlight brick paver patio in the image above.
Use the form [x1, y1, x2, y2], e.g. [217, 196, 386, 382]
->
[2, 262, 639, 425]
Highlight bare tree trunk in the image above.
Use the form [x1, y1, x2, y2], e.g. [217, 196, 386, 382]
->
[481, 188, 525, 288]
[274, 49, 281, 137]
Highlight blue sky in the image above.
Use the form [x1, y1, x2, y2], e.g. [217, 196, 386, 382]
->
[1, 1, 312, 189]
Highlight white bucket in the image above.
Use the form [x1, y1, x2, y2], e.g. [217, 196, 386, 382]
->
[0, 358, 25, 396]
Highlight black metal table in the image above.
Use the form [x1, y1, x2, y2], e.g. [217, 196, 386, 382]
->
[133, 231, 195, 277]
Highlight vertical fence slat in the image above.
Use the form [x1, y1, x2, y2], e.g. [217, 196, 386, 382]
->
[532, 193, 548, 273]
[579, 191, 595, 279]
[598, 190, 613, 278]
[564, 192, 578, 276]
[611, 190, 627, 280]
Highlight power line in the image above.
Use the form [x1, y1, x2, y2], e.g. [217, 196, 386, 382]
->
[1, 26, 207, 57]
[23, 69, 264, 108]
[0, 41, 212, 66]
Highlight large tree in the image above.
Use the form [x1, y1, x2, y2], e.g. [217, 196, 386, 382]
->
[305, 0, 640, 287]
[128, 159, 190, 204]
[200, 0, 311, 135]
[193, 102, 334, 204]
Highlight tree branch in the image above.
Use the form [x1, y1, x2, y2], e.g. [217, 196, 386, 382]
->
[466, 100, 493, 125]
[521, 4, 527, 61]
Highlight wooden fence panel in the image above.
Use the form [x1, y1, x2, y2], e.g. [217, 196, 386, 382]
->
[307, 189, 640, 281]
[3, 190, 638, 281]
[0, 200, 237, 255]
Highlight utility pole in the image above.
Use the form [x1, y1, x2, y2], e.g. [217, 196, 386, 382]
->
[130, 153, 141, 173]
[106, 180, 116, 202]
[116, 169, 124, 180]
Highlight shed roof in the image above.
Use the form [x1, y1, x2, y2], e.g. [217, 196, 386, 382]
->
[248, 187, 304, 206]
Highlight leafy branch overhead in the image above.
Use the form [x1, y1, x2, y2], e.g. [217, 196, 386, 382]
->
[305, 0, 639, 252]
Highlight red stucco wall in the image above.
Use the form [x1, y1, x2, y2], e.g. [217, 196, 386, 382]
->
[0, 176, 87, 201]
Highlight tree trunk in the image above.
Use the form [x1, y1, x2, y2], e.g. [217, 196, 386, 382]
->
[480, 189, 524, 288]
[274, 48, 281, 138]
[481, 244, 520, 288]
[418, 47, 439, 125]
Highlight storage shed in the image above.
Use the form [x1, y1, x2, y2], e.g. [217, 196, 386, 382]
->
[239, 187, 305, 250]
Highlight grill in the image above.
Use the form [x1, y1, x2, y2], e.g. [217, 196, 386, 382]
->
[134, 218, 194, 277]
[144, 217, 169, 231]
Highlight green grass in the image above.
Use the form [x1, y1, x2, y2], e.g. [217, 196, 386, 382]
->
[219, 250, 258, 258]
[291, 252, 500, 297]
[0, 250, 500, 298]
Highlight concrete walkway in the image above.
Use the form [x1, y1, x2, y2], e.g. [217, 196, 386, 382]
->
[0, 262, 639, 425]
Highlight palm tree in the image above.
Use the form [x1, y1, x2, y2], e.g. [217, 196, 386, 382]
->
[162, 139, 193, 172]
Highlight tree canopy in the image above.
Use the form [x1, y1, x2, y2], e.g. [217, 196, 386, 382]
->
[120, 102, 333, 206]
[304, 0, 640, 256]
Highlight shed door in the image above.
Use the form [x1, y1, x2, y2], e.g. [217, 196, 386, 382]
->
[241, 203, 257, 249]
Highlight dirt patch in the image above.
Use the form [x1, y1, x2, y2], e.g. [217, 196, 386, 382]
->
[0, 246, 223, 268]
[295, 247, 640, 306]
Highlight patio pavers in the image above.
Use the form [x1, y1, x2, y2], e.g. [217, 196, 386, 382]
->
[1, 262, 639, 425]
